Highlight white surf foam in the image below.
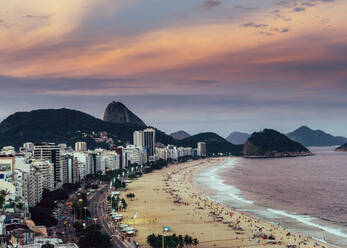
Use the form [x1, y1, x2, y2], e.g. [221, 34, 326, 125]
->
[267, 208, 347, 239]
[195, 157, 347, 246]
[195, 158, 254, 205]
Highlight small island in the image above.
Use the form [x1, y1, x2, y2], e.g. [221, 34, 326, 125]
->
[243, 129, 313, 158]
[335, 143, 347, 151]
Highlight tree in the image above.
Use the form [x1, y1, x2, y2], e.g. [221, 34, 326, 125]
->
[146, 233, 198, 248]
[0, 190, 9, 210]
[126, 193, 135, 201]
[178, 235, 184, 248]
[29, 183, 80, 227]
[73, 222, 85, 237]
[0, 194, 5, 210]
[42, 242, 54, 248]
[16, 202, 25, 211]
[120, 198, 127, 210]
[184, 235, 190, 246]
[78, 229, 112, 248]
[147, 234, 157, 247]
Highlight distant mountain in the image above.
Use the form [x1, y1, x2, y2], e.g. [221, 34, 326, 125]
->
[226, 132, 250, 144]
[336, 143, 347, 152]
[0, 108, 240, 156]
[177, 132, 243, 156]
[243, 129, 311, 158]
[287, 126, 347, 147]
[0, 108, 144, 149]
[170, 130, 191, 140]
[103, 101, 146, 126]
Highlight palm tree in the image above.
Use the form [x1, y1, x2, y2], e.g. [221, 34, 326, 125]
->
[0, 194, 5, 211]
[8, 198, 15, 208]
[0, 190, 9, 197]
[184, 235, 190, 246]
[178, 235, 184, 248]
[188, 236, 193, 246]
[0, 190, 9, 211]
[16, 202, 25, 211]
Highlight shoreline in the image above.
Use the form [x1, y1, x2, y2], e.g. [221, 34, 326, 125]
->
[121, 157, 335, 247]
[193, 157, 346, 248]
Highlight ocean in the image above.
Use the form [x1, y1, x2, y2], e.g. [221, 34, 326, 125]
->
[194, 147, 347, 247]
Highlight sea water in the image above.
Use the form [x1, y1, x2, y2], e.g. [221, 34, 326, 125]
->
[194, 147, 347, 247]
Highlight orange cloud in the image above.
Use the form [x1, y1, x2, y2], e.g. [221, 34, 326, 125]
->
[0, 0, 346, 85]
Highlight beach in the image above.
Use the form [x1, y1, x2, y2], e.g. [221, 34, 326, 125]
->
[120, 158, 333, 248]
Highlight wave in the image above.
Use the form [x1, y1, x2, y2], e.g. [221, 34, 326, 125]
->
[195, 158, 254, 205]
[267, 208, 347, 240]
[195, 157, 347, 247]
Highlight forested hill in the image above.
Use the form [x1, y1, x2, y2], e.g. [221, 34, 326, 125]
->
[0, 108, 241, 155]
[243, 129, 312, 158]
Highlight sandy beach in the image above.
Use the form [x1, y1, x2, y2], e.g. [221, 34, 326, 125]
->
[120, 158, 333, 248]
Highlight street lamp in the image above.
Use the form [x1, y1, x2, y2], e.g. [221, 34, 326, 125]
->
[83, 206, 88, 224]
[162, 227, 169, 248]
[162, 230, 166, 248]
[93, 218, 98, 231]
[78, 199, 83, 220]
[133, 211, 137, 226]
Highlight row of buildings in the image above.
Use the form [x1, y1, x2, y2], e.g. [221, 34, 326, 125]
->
[0, 128, 206, 247]
[0, 128, 206, 210]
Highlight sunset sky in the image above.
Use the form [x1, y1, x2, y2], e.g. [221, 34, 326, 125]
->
[1, 0, 346, 136]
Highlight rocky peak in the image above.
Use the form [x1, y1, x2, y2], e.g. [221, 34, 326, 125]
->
[103, 101, 146, 126]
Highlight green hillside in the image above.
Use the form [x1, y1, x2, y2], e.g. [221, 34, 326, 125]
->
[0, 108, 241, 155]
[178, 132, 243, 156]
[243, 129, 311, 157]
[0, 108, 140, 149]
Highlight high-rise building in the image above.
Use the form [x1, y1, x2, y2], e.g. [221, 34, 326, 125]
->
[33, 143, 61, 186]
[58, 143, 67, 151]
[23, 142, 34, 152]
[124, 145, 144, 166]
[60, 154, 80, 184]
[14, 157, 31, 206]
[197, 142, 207, 157]
[73, 152, 93, 177]
[75, 142, 87, 152]
[90, 152, 101, 174]
[133, 131, 143, 148]
[60, 154, 69, 185]
[31, 160, 55, 205]
[143, 128, 156, 159]
[115, 147, 124, 169]
[0, 156, 15, 182]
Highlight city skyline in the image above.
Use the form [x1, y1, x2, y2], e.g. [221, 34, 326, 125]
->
[1, 0, 346, 136]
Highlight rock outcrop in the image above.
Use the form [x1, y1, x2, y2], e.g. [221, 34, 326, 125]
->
[243, 129, 312, 158]
[336, 143, 347, 151]
[103, 101, 146, 126]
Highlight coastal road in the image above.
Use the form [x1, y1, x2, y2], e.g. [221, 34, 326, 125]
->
[89, 184, 130, 248]
[56, 195, 77, 243]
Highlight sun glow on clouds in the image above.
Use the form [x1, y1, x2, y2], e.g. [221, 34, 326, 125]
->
[1, 0, 88, 47]
[0, 0, 346, 95]
[0, 0, 347, 136]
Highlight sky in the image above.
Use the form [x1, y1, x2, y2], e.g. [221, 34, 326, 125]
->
[0, 0, 346, 137]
